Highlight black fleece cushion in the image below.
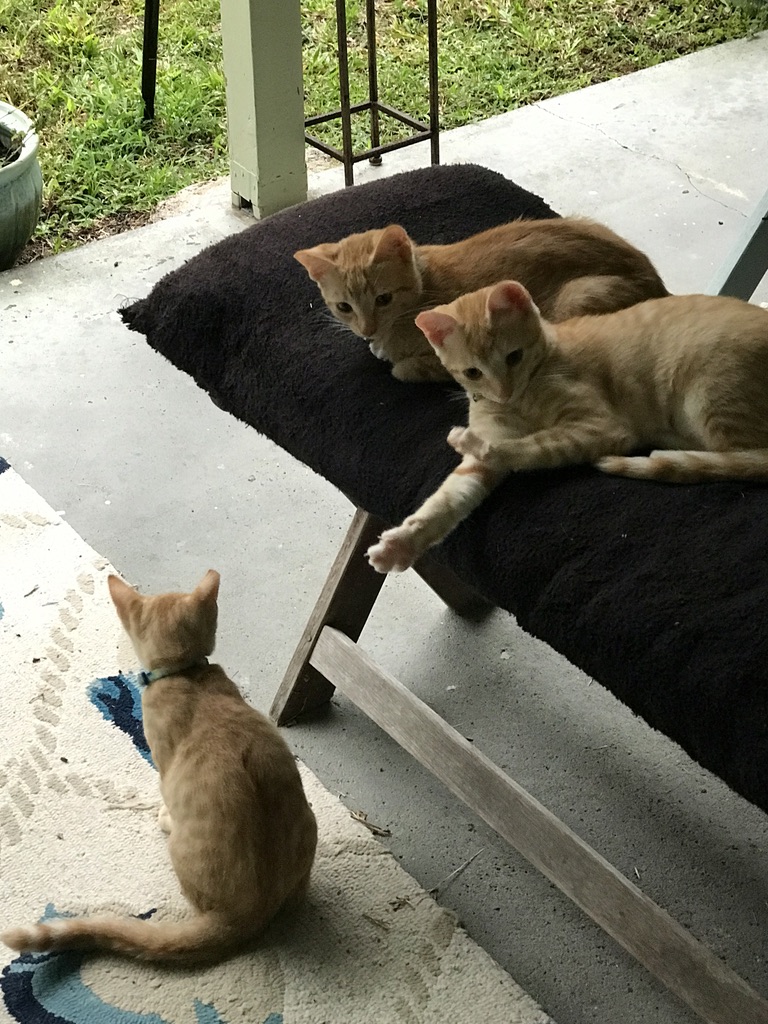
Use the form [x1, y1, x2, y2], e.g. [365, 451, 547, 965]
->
[122, 163, 768, 815]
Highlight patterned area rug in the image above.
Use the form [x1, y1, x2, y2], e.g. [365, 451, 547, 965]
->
[0, 457, 552, 1024]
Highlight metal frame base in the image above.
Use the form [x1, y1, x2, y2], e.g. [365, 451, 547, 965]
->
[306, 0, 439, 186]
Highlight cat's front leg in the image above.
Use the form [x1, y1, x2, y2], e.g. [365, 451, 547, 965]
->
[488, 421, 633, 473]
[367, 455, 496, 573]
[367, 521, 423, 574]
[448, 426, 491, 461]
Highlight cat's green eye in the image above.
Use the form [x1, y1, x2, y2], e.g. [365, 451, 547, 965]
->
[464, 367, 483, 381]
[375, 292, 393, 307]
[506, 350, 523, 367]
[337, 301, 353, 314]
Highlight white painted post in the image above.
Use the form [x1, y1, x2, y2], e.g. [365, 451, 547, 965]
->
[219, 0, 307, 217]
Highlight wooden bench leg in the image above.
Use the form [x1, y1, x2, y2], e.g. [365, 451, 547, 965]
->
[311, 625, 768, 1024]
[414, 553, 495, 620]
[270, 507, 386, 724]
[271, 507, 496, 724]
[271, 510, 768, 1019]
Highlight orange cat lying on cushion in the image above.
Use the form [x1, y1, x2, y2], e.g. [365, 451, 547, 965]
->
[295, 218, 668, 381]
[2, 570, 317, 964]
[367, 282, 768, 573]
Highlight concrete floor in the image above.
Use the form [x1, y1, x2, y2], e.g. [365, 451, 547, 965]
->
[3, 31, 768, 1024]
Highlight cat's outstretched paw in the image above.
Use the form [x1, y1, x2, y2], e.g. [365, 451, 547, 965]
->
[367, 526, 419, 574]
[447, 426, 490, 460]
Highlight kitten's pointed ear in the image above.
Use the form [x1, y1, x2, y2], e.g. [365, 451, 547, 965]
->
[415, 310, 458, 349]
[195, 569, 221, 606]
[486, 280, 534, 316]
[107, 574, 138, 614]
[294, 245, 338, 282]
[373, 225, 413, 264]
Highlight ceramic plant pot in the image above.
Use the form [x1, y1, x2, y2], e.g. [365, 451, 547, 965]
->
[0, 101, 43, 271]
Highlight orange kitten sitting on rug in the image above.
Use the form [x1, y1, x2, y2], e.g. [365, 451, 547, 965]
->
[366, 282, 768, 574]
[2, 570, 317, 964]
[295, 219, 668, 382]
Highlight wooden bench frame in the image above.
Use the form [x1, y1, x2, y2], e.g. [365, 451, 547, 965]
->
[270, 508, 768, 1024]
[271, 197, 768, 1023]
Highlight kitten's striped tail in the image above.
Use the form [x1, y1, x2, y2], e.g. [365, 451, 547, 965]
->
[597, 449, 768, 483]
[1, 910, 253, 965]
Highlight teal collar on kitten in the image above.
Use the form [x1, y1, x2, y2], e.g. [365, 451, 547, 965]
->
[139, 659, 209, 686]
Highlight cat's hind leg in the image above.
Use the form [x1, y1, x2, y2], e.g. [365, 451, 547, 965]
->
[599, 405, 768, 481]
[283, 867, 314, 910]
[551, 275, 667, 319]
[598, 448, 768, 482]
[158, 802, 173, 834]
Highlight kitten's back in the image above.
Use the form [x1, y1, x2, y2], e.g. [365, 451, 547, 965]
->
[423, 217, 668, 318]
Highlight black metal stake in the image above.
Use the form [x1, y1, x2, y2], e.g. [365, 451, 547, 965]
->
[427, 0, 439, 166]
[142, 0, 160, 121]
[335, 0, 355, 186]
[304, 0, 439, 185]
[366, 0, 382, 166]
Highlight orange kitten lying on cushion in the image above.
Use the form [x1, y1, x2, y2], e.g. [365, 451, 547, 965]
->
[2, 570, 317, 964]
[366, 282, 768, 573]
[295, 219, 668, 382]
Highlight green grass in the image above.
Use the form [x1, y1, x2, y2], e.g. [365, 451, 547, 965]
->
[0, 0, 227, 255]
[1, 0, 767, 259]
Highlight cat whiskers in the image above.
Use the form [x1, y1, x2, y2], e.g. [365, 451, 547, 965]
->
[316, 309, 345, 328]
[315, 309, 359, 339]
[446, 388, 470, 405]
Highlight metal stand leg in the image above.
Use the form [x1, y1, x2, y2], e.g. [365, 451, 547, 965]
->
[334, 0, 355, 187]
[142, 0, 160, 121]
[427, 0, 439, 165]
[366, 0, 382, 166]
[304, 0, 439, 185]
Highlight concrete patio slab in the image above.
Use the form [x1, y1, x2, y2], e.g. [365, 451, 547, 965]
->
[2, 31, 767, 1024]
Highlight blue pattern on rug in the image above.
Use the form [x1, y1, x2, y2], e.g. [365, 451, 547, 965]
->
[192, 1000, 269, 1024]
[3, 942, 277, 1024]
[88, 674, 154, 767]
[193, 1002, 222, 1024]
[2, 950, 167, 1024]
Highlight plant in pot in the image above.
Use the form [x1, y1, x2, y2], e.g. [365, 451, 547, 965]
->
[0, 101, 43, 271]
